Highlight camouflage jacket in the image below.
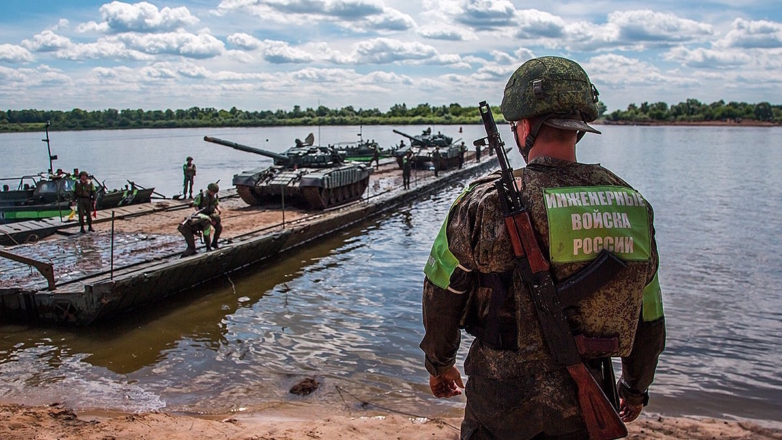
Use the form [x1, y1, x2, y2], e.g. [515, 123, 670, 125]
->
[183, 162, 197, 178]
[194, 192, 219, 216]
[420, 156, 665, 407]
[73, 180, 96, 200]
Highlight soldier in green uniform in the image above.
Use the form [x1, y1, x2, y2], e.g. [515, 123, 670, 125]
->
[371, 145, 380, 170]
[183, 156, 197, 199]
[420, 56, 666, 439]
[432, 148, 441, 177]
[402, 151, 412, 189]
[177, 212, 213, 257]
[72, 171, 96, 233]
[193, 182, 222, 250]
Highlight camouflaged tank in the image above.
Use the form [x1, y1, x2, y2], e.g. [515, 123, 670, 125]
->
[336, 134, 386, 162]
[391, 128, 463, 171]
[203, 134, 372, 210]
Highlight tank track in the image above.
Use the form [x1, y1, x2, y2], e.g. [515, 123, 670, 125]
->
[301, 176, 370, 210]
[236, 185, 264, 206]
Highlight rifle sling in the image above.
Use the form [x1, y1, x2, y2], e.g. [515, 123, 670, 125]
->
[468, 249, 624, 352]
[556, 249, 627, 308]
[467, 271, 518, 350]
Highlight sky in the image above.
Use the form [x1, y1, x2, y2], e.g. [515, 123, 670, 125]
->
[1, 0, 781, 114]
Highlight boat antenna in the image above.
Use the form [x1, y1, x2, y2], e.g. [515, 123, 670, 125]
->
[42, 120, 57, 175]
[357, 125, 363, 142]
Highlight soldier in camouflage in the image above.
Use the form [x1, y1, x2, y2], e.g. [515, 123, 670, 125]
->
[72, 171, 96, 233]
[420, 56, 666, 439]
[193, 182, 222, 250]
[183, 156, 197, 199]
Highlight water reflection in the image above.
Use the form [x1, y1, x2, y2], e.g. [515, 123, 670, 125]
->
[1, 126, 782, 423]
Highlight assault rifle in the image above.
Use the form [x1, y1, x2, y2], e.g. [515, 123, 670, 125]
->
[475, 101, 628, 440]
[180, 207, 207, 227]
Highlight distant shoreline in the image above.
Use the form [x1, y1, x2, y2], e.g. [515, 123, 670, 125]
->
[597, 119, 780, 127]
[1, 118, 780, 134]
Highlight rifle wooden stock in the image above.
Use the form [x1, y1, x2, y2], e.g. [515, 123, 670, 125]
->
[506, 211, 549, 273]
[567, 363, 628, 440]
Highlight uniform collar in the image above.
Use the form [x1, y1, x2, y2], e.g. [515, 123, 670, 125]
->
[527, 156, 578, 168]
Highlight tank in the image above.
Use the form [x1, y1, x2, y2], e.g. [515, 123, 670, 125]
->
[336, 134, 386, 162]
[203, 135, 373, 210]
[391, 128, 464, 171]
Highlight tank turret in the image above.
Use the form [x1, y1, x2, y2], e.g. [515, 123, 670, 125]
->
[204, 136, 290, 165]
[203, 134, 371, 210]
[391, 128, 462, 172]
[204, 135, 345, 169]
[392, 128, 453, 149]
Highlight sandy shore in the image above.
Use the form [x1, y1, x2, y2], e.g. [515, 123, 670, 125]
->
[2, 402, 781, 440]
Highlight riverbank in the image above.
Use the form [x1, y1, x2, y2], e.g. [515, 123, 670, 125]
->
[1, 403, 781, 440]
[598, 119, 780, 127]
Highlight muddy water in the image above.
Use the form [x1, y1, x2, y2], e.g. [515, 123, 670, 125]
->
[1, 125, 781, 424]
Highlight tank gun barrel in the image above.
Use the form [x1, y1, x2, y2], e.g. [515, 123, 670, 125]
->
[392, 129, 417, 142]
[203, 136, 289, 164]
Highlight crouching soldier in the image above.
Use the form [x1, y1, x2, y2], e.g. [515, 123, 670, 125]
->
[193, 182, 222, 249]
[178, 211, 213, 257]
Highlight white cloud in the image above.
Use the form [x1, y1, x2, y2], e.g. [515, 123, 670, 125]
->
[227, 33, 260, 50]
[513, 9, 567, 39]
[98, 1, 199, 33]
[49, 19, 70, 32]
[77, 21, 111, 33]
[116, 31, 225, 58]
[349, 38, 465, 66]
[261, 40, 315, 64]
[227, 34, 314, 63]
[215, 0, 412, 32]
[506, 10, 714, 52]
[56, 39, 154, 61]
[456, 0, 517, 29]
[664, 46, 751, 68]
[584, 53, 700, 88]
[0, 44, 34, 63]
[178, 63, 211, 79]
[0, 64, 72, 86]
[718, 18, 782, 49]
[365, 8, 416, 31]
[21, 31, 73, 52]
[139, 64, 178, 79]
[608, 10, 714, 44]
[418, 24, 476, 41]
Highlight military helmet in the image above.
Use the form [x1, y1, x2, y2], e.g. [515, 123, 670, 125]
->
[501, 56, 600, 127]
[186, 156, 193, 161]
[79, 170, 88, 177]
[207, 182, 219, 192]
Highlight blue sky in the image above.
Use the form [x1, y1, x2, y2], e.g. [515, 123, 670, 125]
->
[1, 0, 780, 113]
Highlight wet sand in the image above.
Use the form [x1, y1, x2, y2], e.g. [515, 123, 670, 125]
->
[2, 402, 781, 440]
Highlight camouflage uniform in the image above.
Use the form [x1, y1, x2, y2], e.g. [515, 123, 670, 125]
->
[183, 158, 196, 198]
[420, 157, 666, 439]
[178, 213, 213, 257]
[402, 154, 412, 189]
[73, 176, 96, 232]
[194, 187, 222, 249]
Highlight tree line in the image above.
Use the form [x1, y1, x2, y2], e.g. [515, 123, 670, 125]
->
[1, 99, 780, 132]
[604, 99, 781, 123]
[0, 103, 481, 132]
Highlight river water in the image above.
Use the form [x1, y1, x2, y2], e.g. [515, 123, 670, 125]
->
[0, 125, 781, 425]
